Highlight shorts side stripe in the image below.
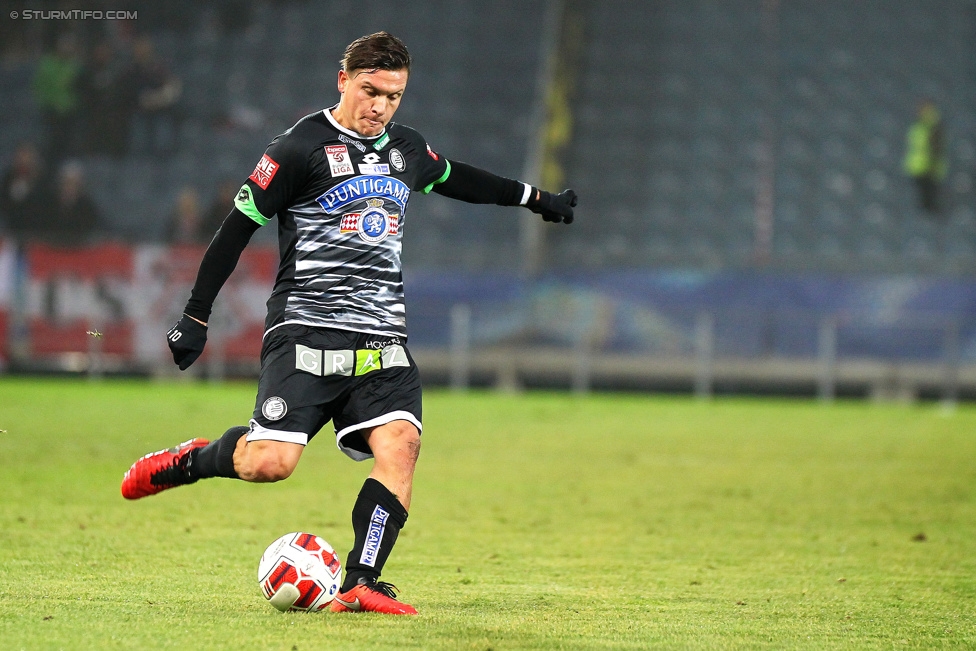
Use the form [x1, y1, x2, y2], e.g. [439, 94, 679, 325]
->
[247, 419, 309, 446]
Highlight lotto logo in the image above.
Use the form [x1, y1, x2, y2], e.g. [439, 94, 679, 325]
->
[249, 154, 279, 189]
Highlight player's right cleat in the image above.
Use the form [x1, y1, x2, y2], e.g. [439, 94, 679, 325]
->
[329, 578, 418, 615]
[120, 438, 209, 500]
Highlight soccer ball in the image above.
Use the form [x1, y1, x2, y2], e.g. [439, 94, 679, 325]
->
[258, 532, 342, 612]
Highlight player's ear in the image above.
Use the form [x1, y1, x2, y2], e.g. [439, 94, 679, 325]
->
[337, 69, 348, 93]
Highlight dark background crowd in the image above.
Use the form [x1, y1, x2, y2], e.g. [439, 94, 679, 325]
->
[0, 0, 972, 277]
[0, 0, 299, 246]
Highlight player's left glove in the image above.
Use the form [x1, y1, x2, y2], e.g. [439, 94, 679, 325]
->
[166, 314, 208, 371]
[526, 188, 578, 224]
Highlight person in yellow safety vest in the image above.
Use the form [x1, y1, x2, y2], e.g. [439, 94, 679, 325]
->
[904, 101, 947, 214]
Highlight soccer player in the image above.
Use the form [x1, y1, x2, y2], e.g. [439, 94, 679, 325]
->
[121, 32, 577, 615]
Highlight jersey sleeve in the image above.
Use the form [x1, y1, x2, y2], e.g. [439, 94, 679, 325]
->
[234, 131, 311, 226]
[406, 129, 451, 194]
[432, 159, 530, 205]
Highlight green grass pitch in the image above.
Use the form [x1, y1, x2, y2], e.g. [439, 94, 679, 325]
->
[1, 378, 975, 649]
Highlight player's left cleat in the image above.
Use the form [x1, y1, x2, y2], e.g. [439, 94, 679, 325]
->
[120, 438, 209, 500]
[329, 578, 418, 615]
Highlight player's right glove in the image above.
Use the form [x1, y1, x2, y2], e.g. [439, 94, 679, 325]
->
[166, 314, 208, 370]
[526, 188, 578, 224]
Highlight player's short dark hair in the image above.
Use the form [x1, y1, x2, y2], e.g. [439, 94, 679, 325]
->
[341, 32, 411, 74]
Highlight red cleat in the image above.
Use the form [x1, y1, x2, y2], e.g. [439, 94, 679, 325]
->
[121, 438, 209, 500]
[330, 579, 418, 615]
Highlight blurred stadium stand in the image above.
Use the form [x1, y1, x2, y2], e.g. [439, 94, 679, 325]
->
[2, 0, 976, 398]
[0, 0, 545, 258]
[2, 0, 973, 271]
[560, 0, 976, 274]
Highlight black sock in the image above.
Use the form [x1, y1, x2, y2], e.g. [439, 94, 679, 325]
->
[341, 478, 408, 592]
[187, 426, 248, 480]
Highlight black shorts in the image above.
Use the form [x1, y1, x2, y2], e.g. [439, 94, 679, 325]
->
[248, 324, 422, 461]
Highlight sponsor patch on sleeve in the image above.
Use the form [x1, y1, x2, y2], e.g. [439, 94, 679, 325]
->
[249, 154, 279, 190]
[426, 143, 439, 161]
[235, 184, 269, 226]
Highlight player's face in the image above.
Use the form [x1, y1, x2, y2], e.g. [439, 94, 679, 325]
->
[334, 68, 408, 137]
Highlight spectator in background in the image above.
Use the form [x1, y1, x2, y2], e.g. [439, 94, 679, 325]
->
[0, 143, 47, 240]
[200, 178, 239, 237]
[78, 41, 132, 157]
[165, 186, 209, 245]
[32, 33, 83, 162]
[43, 161, 101, 244]
[125, 35, 183, 156]
[904, 100, 947, 215]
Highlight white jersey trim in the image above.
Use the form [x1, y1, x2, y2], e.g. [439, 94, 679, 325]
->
[519, 183, 533, 206]
[335, 410, 422, 461]
[323, 104, 385, 141]
[247, 419, 309, 446]
[263, 320, 403, 340]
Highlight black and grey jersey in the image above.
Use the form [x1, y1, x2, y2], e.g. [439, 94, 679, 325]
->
[234, 107, 450, 339]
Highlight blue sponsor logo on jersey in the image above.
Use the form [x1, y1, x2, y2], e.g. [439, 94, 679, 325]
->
[316, 175, 410, 214]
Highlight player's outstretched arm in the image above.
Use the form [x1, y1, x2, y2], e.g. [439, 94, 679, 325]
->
[167, 208, 260, 370]
[431, 159, 577, 224]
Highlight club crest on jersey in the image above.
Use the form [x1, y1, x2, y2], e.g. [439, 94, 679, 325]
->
[389, 148, 405, 172]
[249, 154, 279, 189]
[339, 198, 399, 243]
[325, 144, 354, 177]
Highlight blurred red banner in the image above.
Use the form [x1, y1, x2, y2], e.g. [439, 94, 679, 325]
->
[4, 242, 277, 365]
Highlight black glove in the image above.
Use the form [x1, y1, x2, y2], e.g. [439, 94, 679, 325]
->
[167, 314, 208, 370]
[526, 188, 578, 224]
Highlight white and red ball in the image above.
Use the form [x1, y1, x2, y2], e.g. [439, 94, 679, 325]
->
[258, 532, 342, 612]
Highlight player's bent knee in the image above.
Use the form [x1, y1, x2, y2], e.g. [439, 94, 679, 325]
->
[394, 432, 421, 466]
[365, 420, 421, 466]
[236, 439, 303, 483]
